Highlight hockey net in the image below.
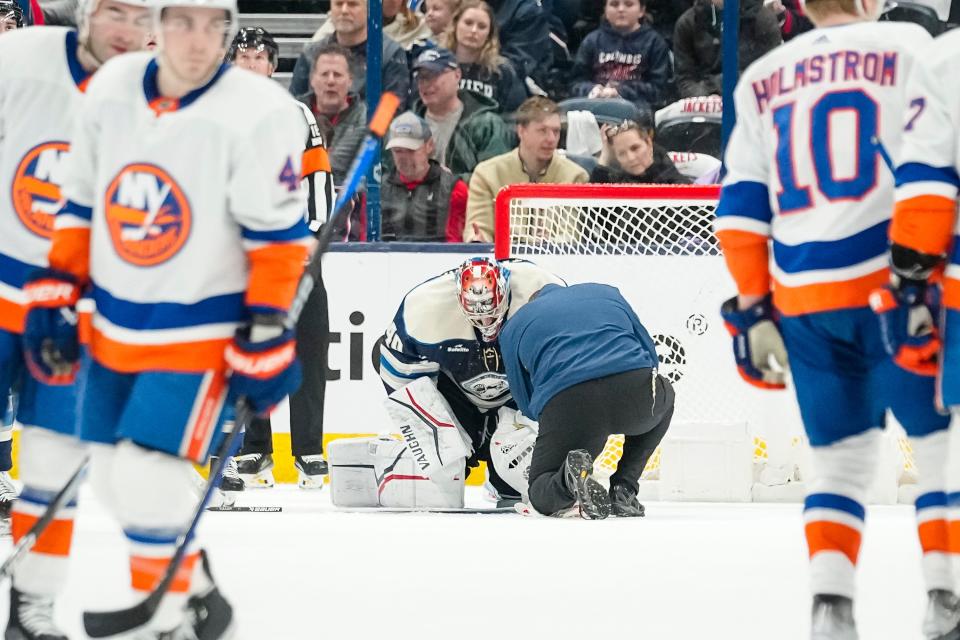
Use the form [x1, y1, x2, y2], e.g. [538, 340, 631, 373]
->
[493, 184, 917, 493]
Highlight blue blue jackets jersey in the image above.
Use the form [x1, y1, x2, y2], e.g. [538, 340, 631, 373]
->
[379, 260, 565, 411]
[500, 283, 659, 420]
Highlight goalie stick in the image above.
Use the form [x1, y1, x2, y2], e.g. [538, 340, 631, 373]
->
[82, 91, 402, 639]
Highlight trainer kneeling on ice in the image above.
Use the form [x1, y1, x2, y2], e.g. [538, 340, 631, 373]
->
[500, 283, 675, 520]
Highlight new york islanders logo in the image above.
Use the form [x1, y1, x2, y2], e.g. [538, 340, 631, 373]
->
[11, 141, 70, 239]
[104, 163, 191, 266]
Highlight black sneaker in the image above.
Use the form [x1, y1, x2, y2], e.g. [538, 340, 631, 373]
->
[5, 586, 67, 640]
[294, 455, 327, 490]
[609, 483, 645, 517]
[234, 453, 274, 489]
[562, 450, 610, 520]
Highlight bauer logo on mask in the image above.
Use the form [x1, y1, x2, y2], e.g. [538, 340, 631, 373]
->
[104, 163, 192, 266]
[11, 141, 71, 239]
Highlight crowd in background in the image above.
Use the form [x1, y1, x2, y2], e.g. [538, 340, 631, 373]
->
[4, 0, 954, 243]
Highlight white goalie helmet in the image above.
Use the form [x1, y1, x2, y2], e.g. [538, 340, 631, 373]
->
[153, 0, 239, 45]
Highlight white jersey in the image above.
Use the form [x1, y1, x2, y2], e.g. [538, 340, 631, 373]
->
[52, 53, 312, 374]
[715, 22, 931, 316]
[0, 27, 90, 334]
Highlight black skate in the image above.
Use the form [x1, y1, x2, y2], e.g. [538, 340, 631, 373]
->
[211, 457, 244, 493]
[145, 551, 234, 640]
[234, 453, 274, 489]
[810, 594, 857, 640]
[562, 450, 610, 520]
[924, 590, 960, 640]
[5, 586, 67, 640]
[294, 455, 327, 490]
[609, 483, 645, 517]
[0, 471, 18, 536]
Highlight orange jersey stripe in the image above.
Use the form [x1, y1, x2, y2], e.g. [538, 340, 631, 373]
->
[48, 227, 90, 284]
[715, 229, 771, 297]
[891, 195, 956, 256]
[773, 269, 890, 317]
[0, 296, 25, 334]
[12, 513, 74, 556]
[91, 329, 229, 374]
[940, 278, 960, 310]
[78, 307, 93, 345]
[245, 243, 310, 312]
[301, 146, 331, 177]
[919, 519, 950, 554]
[130, 552, 199, 593]
[948, 520, 960, 555]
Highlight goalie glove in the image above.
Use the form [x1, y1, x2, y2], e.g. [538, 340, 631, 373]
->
[869, 279, 940, 377]
[720, 295, 788, 390]
[224, 314, 302, 415]
[22, 268, 82, 385]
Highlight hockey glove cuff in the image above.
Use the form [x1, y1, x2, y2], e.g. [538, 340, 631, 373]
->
[869, 282, 940, 377]
[22, 268, 82, 385]
[225, 315, 302, 416]
[720, 295, 789, 390]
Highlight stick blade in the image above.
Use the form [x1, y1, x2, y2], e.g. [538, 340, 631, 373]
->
[83, 591, 160, 638]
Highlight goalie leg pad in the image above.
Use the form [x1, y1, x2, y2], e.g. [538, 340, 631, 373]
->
[489, 408, 538, 500]
[384, 377, 472, 478]
[11, 427, 85, 596]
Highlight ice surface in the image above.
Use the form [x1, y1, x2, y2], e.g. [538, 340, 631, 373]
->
[0, 485, 929, 639]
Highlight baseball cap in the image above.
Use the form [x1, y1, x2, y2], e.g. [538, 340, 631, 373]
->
[386, 112, 433, 150]
[412, 47, 459, 75]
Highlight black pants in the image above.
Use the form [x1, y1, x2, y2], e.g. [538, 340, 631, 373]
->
[527, 368, 674, 515]
[241, 267, 329, 458]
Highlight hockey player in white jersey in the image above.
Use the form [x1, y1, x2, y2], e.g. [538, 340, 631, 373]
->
[884, 27, 960, 640]
[375, 257, 564, 504]
[0, 1, 152, 637]
[22, 0, 311, 636]
[714, 1, 954, 638]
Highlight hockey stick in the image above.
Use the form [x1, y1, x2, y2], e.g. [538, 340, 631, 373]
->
[0, 457, 88, 581]
[82, 91, 401, 639]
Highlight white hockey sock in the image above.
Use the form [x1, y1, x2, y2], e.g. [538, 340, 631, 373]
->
[11, 427, 85, 596]
[804, 428, 879, 599]
[911, 429, 952, 592]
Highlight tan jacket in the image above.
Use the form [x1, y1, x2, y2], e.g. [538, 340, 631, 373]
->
[463, 149, 589, 243]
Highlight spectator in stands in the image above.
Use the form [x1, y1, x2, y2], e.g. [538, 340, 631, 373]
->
[384, 0, 433, 49]
[645, 0, 692, 45]
[487, 0, 552, 89]
[443, 0, 527, 114]
[673, 0, 781, 99]
[412, 47, 512, 183]
[290, 0, 411, 108]
[0, 0, 22, 32]
[569, 0, 672, 110]
[299, 43, 367, 183]
[591, 119, 689, 184]
[425, 0, 460, 39]
[770, 0, 813, 40]
[463, 97, 588, 242]
[381, 112, 468, 242]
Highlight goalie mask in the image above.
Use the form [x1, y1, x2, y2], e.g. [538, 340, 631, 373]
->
[226, 26, 278, 67]
[456, 257, 511, 342]
[0, 0, 23, 31]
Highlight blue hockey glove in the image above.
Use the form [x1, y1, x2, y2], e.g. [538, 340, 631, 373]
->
[869, 280, 940, 377]
[720, 295, 789, 390]
[224, 314, 302, 415]
[22, 268, 82, 385]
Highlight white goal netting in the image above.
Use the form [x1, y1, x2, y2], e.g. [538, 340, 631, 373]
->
[493, 184, 916, 492]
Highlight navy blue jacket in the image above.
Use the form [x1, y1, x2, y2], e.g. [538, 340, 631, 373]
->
[570, 20, 672, 108]
[500, 283, 659, 420]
